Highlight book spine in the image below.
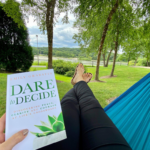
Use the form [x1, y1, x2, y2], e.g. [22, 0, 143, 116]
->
[5, 75, 10, 140]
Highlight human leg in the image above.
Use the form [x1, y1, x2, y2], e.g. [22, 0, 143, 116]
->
[74, 81, 132, 150]
[39, 63, 89, 150]
[39, 88, 81, 150]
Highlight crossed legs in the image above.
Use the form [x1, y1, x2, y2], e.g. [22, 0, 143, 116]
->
[40, 64, 131, 150]
[40, 81, 131, 150]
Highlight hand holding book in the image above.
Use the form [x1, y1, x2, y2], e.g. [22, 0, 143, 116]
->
[0, 113, 29, 150]
[5, 69, 66, 150]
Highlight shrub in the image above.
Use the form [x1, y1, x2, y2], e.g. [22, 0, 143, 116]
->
[129, 60, 135, 66]
[47, 60, 87, 75]
[0, 64, 4, 70]
[53, 60, 78, 75]
[65, 71, 75, 77]
[136, 58, 147, 66]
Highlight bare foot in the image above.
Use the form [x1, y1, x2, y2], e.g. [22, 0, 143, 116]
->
[71, 63, 84, 85]
[82, 73, 93, 83]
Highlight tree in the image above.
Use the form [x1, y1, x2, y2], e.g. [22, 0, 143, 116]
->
[121, 38, 143, 66]
[101, 34, 115, 67]
[0, 3, 33, 72]
[95, 0, 119, 79]
[74, 0, 120, 80]
[142, 23, 150, 66]
[74, 0, 140, 78]
[109, 1, 136, 76]
[105, 49, 113, 67]
[1, 0, 75, 69]
[129, 0, 150, 66]
[121, 25, 149, 66]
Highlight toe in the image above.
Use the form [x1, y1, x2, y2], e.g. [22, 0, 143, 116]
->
[90, 74, 92, 78]
[81, 63, 84, 68]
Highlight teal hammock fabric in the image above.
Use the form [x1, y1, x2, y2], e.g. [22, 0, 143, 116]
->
[104, 73, 150, 150]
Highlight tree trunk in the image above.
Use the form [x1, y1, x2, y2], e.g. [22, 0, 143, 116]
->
[127, 53, 130, 66]
[134, 57, 138, 66]
[95, 0, 119, 80]
[147, 54, 149, 66]
[103, 52, 106, 67]
[105, 49, 112, 67]
[110, 31, 119, 77]
[149, 51, 150, 67]
[46, 0, 56, 69]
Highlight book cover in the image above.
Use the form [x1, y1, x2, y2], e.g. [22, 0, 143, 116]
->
[6, 69, 67, 150]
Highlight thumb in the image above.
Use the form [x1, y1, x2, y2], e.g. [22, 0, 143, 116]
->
[1, 129, 29, 150]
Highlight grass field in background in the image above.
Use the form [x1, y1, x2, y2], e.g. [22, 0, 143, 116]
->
[32, 61, 47, 66]
[0, 65, 149, 117]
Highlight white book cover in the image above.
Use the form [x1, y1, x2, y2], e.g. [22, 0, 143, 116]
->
[6, 69, 67, 150]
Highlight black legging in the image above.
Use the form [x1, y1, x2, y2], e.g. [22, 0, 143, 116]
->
[39, 81, 132, 150]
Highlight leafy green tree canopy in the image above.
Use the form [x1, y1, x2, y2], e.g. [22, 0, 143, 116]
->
[0, 0, 76, 69]
[0, 1, 33, 72]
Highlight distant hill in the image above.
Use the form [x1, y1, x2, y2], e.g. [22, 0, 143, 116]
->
[32, 47, 98, 60]
[31, 47, 123, 61]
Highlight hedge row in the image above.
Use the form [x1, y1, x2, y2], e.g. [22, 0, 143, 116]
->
[129, 58, 149, 66]
[47, 60, 87, 77]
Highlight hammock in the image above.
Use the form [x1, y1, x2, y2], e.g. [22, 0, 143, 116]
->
[104, 73, 150, 150]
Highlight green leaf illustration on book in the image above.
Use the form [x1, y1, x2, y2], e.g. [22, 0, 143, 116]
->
[31, 112, 65, 137]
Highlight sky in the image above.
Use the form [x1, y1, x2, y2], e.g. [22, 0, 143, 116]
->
[1, 0, 79, 48]
[2, 0, 123, 52]
[26, 13, 79, 48]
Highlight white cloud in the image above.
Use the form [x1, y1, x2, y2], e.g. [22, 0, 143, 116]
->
[26, 16, 38, 28]
[2, 0, 79, 48]
[27, 13, 79, 48]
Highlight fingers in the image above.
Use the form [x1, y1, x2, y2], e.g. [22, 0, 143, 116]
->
[0, 113, 6, 133]
[0, 133, 5, 144]
[0, 114, 6, 143]
[0, 129, 29, 150]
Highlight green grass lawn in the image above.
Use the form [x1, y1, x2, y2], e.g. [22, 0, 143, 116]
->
[0, 65, 149, 117]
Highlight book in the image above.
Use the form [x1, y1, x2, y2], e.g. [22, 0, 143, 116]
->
[6, 69, 67, 150]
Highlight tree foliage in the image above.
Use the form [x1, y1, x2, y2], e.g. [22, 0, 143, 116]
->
[121, 0, 150, 66]
[21, 0, 75, 69]
[32, 47, 112, 60]
[73, 0, 138, 78]
[0, 2, 33, 72]
[0, 0, 26, 28]
[0, 0, 76, 69]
